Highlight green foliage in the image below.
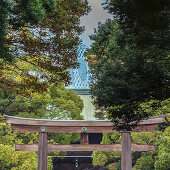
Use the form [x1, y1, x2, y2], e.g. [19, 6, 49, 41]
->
[0, 62, 84, 119]
[0, 144, 53, 170]
[45, 85, 84, 144]
[92, 133, 121, 167]
[154, 127, 170, 170]
[92, 151, 108, 167]
[92, 100, 170, 169]
[0, 0, 90, 95]
[46, 85, 84, 120]
[0, 0, 13, 61]
[87, 0, 169, 129]
[0, 84, 84, 144]
[0, 82, 51, 117]
[0, 114, 53, 169]
[0, 0, 54, 61]
[10, 0, 57, 28]
[103, 0, 170, 51]
[134, 155, 154, 170]
[0, 144, 37, 170]
[87, 18, 169, 129]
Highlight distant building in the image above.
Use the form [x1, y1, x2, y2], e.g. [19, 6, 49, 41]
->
[66, 44, 95, 120]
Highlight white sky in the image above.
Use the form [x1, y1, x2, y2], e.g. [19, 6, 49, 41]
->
[80, 0, 112, 47]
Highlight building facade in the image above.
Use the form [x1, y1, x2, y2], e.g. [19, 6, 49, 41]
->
[66, 44, 95, 120]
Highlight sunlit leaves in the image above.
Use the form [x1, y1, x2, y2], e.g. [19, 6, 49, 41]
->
[1, 0, 90, 95]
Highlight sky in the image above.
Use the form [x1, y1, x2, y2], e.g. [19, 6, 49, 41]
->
[79, 0, 112, 47]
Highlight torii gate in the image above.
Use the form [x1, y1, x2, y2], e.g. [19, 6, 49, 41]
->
[4, 115, 165, 170]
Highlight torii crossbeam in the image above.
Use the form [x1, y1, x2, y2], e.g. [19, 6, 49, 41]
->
[4, 115, 165, 170]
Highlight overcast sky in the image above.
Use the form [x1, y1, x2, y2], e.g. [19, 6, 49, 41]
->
[79, 0, 112, 47]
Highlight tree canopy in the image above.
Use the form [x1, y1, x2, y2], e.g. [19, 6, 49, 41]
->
[0, 80, 84, 119]
[0, 0, 90, 94]
[0, 1, 87, 169]
[103, 0, 170, 50]
[86, 0, 169, 129]
[0, 82, 84, 169]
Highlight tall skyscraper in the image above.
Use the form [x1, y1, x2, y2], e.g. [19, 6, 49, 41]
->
[66, 44, 95, 120]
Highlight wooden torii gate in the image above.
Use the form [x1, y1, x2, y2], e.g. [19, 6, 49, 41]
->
[4, 115, 165, 170]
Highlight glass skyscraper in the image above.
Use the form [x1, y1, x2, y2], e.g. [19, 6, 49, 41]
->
[66, 44, 95, 120]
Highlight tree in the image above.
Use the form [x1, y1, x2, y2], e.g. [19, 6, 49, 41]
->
[87, 18, 169, 129]
[0, 0, 57, 61]
[0, 0, 90, 96]
[0, 78, 84, 143]
[0, 0, 90, 60]
[0, 82, 84, 168]
[0, 78, 83, 120]
[0, 1, 88, 168]
[46, 84, 84, 120]
[103, 0, 170, 51]
[154, 126, 170, 170]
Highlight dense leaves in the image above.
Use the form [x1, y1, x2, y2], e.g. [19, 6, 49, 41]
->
[0, 82, 84, 168]
[0, 80, 84, 119]
[87, 18, 169, 129]
[86, 0, 169, 129]
[0, 0, 55, 61]
[103, 0, 170, 50]
[92, 100, 170, 169]
[0, 0, 90, 94]
[46, 85, 84, 120]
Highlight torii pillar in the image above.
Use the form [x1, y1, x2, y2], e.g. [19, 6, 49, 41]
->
[121, 132, 132, 170]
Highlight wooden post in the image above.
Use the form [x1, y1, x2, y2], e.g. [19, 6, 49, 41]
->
[121, 132, 132, 170]
[80, 133, 89, 144]
[38, 132, 48, 170]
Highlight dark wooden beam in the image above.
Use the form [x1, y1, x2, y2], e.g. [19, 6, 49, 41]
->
[15, 143, 154, 152]
[11, 124, 159, 133]
[131, 143, 154, 152]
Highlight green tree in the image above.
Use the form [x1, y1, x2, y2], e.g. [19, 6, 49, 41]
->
[89, 1, 169, 168]
[87, 19, 169, 129]
[0, 0, 56, 61]
[0, 0, 90, 96]
[46, 84, 84, 120]
[134, 155, 154, 170]
[0, 0, 90, 60]
[0, 82, 84, 168]
[103, 0, 170, 51]
[154, 126, 170, 170]
[0, 80, 83, 120]
[92, 133, 121, 168]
